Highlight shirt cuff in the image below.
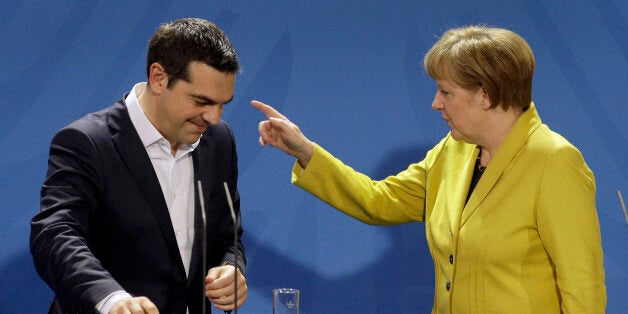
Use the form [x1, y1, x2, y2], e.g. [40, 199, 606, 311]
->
[96, 290, 132, 314]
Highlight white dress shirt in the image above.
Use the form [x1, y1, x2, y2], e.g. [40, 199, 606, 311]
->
[97, 83, 199, 313]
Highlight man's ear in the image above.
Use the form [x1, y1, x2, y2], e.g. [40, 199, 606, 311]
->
[147, 62, 168, 94]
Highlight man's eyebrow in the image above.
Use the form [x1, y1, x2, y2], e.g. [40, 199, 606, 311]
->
[189, 93, 234, 105]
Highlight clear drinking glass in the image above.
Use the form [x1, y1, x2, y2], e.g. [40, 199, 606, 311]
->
[273, 288, 300, 314]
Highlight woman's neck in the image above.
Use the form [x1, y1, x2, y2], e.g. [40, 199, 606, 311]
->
[477, 106, 524, 165]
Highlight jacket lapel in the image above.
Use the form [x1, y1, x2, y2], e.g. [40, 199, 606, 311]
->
[188, 133, 216, 284]
[460, 103, 542, 226]
[108, 100, 186, 273]
[444, 147, 478, 232]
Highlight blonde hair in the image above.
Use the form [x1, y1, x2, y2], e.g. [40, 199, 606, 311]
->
[423, 26, 535, 110]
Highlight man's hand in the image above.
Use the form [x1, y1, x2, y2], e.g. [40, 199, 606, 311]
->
[109, 297, 158, 314]
[205, 265, 248, 311]
[251, 100, 315, 168]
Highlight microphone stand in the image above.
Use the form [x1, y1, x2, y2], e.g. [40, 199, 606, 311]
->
[196, 181, 208, 314]
[198, 181, 239, 314]
[223, 182, 239, 314]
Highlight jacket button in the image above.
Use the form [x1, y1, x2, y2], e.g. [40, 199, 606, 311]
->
[449, 254, 454, 264]
[446, 281, 451, 291]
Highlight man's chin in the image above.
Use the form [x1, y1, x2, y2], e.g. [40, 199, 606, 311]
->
[193, 134, 203, 142]
[183, 134, 203, 145]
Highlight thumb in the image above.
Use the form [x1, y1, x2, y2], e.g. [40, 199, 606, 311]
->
[206, 267, 224, 282]
[268, 117, 291, 131]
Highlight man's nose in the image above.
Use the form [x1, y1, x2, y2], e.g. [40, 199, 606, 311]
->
[202, 105, 223, 125]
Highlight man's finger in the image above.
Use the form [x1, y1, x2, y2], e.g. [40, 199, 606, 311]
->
[112, 297, 159, 314]
[139, 297, 159, 314]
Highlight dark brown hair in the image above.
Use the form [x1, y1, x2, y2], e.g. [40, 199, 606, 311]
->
[146, 18, 239, 89]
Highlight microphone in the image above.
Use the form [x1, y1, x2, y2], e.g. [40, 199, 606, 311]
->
[198, 181, 239, 314]
[223, 182, 239, 314]
[196, 181, 208, 314]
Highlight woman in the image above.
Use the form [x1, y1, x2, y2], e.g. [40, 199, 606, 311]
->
[252, 25, 606, 313]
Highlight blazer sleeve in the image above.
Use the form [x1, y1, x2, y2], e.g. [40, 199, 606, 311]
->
[30, 126, 123, 312]
[291, 143, 427, 225]
[537, 144, 606, 313]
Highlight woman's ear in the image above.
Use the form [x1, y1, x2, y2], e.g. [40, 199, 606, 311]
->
[481, 88, 492, 109]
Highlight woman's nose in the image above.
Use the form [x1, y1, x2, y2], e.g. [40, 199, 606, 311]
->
[431, 94, 443, 111]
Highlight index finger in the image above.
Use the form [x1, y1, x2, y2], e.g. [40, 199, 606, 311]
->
[251, 100, 288, 120]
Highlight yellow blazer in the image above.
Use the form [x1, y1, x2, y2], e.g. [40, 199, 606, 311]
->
[291, 103, 606, 313]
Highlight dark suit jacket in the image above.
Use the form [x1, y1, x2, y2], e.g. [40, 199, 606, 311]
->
[30, 96, 245, 314]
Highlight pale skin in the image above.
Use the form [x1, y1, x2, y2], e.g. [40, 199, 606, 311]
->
[252, 78, 523, 168]
[431, 79, 523, 166]
[205, 265, 248, 311]
[138, 61, 235, 156]
[108, 61, 247, 313]
[251, 100, 315, 168]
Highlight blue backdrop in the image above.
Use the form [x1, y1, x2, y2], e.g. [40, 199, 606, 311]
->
[1, 1, 626, 313]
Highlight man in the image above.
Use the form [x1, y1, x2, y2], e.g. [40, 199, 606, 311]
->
[30, 18, 247, 313]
